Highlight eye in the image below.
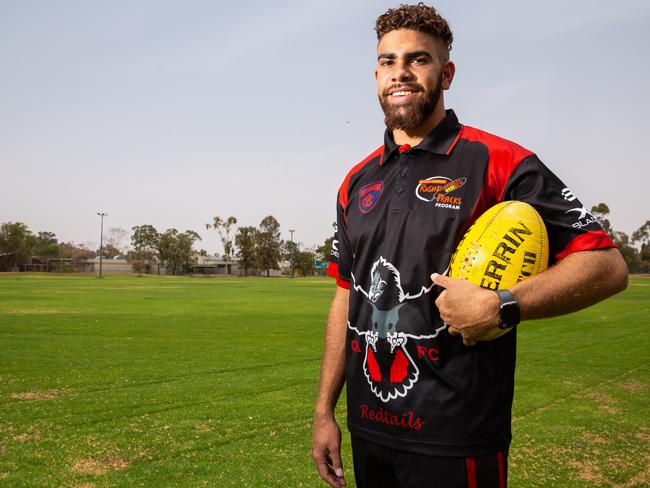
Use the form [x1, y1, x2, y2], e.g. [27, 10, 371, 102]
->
[380, 59, 394, 67]
[411, 57, 427, 65]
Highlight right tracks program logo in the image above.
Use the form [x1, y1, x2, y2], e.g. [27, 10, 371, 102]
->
[416, 176, 467, 210]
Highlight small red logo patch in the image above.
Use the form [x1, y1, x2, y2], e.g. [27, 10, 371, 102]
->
[359, 181, 384, 214]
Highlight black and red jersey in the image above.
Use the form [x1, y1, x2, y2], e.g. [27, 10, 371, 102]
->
[327, 110, 615, 457]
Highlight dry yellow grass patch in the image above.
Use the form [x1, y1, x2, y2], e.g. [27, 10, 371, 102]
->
[10, 390, 61, 401]
[72, 456, 129, 476]
[570, 458, 609, 484]
[635, 428, 650, 443]
[620, 381, 646, 393]
[621, 462, 650, 487]
[195, 422, 212, 434]
[568, 434, 650, 488]
[586, 391, 622, 414]
[11, 431, 41, 443]
[581, 431, 607, 445]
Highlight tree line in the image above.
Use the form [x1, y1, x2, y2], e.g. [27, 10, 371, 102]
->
[0, 223, 102, 272]
[202, 215, 332, 277]
[127, 215, 293, 276]
[0, 215, 333, 276]
[4, 204, 644, 275]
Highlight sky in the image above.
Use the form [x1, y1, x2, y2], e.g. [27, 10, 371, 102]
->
[2, 0, 649, 254]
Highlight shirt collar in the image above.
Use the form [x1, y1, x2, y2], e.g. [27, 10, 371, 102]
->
[381, 109, 462, 165]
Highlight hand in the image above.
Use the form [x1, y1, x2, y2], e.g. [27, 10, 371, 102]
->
[311, 413, 346, 487]
[431, 273, 500, 346]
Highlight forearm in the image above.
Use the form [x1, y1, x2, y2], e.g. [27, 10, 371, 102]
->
[314, 286, 350, 418]
[512, 248, 628, 321]
[434, 247, 628, 345]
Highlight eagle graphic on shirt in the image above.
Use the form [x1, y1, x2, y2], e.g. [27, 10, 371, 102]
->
[349, 257, 446, 403]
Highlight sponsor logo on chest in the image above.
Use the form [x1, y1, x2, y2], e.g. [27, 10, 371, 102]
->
[416, 176, 467, 210]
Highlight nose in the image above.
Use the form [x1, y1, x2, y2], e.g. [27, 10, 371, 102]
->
[392, 61, 414, 82]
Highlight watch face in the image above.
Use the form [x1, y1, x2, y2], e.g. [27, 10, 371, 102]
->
[499, 300, 520, 328]
[496, 290, 520, 329]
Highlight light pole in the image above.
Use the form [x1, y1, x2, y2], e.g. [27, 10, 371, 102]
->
[97, 212, 107, 278]
[289, 229, 295, 278]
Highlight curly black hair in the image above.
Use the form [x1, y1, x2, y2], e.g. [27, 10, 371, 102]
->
[375, 3, 453, 58]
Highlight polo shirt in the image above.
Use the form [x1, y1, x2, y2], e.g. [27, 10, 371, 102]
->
[327, 109, 615, 457]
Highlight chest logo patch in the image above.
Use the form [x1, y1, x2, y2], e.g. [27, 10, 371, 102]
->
[349, 257, 446, 403]
[358, 181, 384, 214]
[416, 176, 467, 210]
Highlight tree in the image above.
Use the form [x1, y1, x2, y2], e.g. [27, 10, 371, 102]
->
[103, 244, 121, 259]
[206, 216, 238, 265]
[35, 231, 59, 257]
[590, 203, 614, 238]
[104, 227, 129, 254]
[590, 203, 643, 272]
[127, 225, 160, 275]
[0, 222, 37, 271]
[157, 229, 201, 275]
[613, 231, 641, 272]
[283, 240, 300, 276]
[295, 250, 316, 276]
[316, 236, 334, 261]
[632, 220, 650, 246]
[632, 220, 650, 273]
[256, 215, 283, 277]
[234, 226, 258, 276]
[131, 225, 160, 254]
[126, 250, 149, 276]
[316, 222, 337, 261]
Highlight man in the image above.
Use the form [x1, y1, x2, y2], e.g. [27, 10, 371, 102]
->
[312, 3, 628, 488]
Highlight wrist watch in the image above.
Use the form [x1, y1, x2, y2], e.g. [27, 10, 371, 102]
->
[495, 289, 521, 329]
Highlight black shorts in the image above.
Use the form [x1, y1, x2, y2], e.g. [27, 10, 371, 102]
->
[351, 435, 507, 488]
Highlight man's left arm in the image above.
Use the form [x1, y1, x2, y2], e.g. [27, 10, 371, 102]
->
[433, 247, 628, 346]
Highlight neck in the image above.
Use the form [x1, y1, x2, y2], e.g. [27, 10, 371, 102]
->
[392, 102, 446, 147]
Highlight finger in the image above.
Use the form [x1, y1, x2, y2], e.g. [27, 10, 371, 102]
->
[314, 458, 343, 488]
[434, 290, 447, 310]
[447, 325, 460, 335]
[330, 447, 345, 479]
[431, 273, 457, 289]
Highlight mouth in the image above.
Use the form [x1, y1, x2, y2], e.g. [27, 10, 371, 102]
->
[391, 90, 416, 97]
[385, 86, 421, 104]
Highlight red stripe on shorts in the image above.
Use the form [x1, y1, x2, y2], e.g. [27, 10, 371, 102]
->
[465, 457, 477, 488]
[497, 451, 505, 488]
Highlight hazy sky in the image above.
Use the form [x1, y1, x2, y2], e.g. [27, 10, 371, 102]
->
[2, 0, 649, 254]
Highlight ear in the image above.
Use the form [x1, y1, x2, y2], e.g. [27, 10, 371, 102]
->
[441, 60, 455, 90]
[374, 67, 379, 80]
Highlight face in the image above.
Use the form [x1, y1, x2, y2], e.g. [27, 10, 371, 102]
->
[375, 29, 453, 132]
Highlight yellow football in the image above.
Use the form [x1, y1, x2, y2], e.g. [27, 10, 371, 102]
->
[449, 201, 549, 340]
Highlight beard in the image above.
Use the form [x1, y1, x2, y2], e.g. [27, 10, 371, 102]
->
[379, 73, 443, 132]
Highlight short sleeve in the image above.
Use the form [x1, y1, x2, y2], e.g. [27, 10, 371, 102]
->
[503, 155, 616, 262]
[326, 192, 353, 289]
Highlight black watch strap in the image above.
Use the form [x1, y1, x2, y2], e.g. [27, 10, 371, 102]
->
[495, 289, 521, 329]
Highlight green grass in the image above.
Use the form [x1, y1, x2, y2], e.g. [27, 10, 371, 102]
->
[0, 274, 648, 487]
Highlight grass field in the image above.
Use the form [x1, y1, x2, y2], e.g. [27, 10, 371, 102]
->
[0, 273, 648, 487]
